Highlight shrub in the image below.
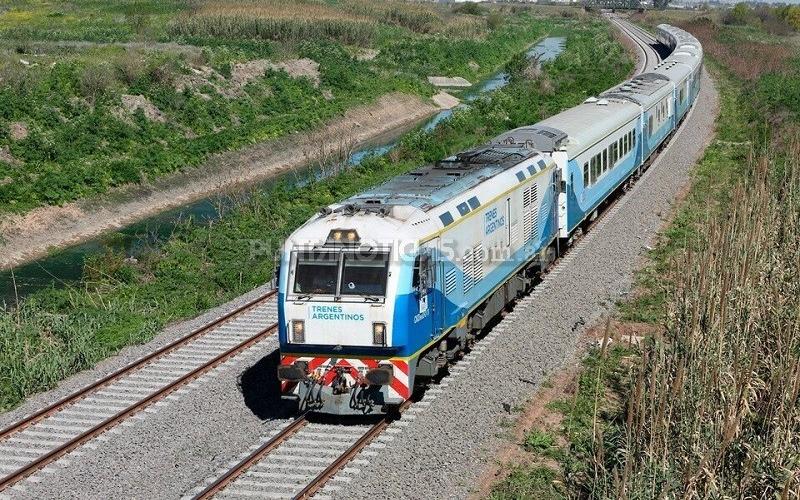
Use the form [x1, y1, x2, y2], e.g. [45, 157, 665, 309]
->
[487, 11, 504, 30]
[722, 2, 752, 25]
[79, 63, 117, 100]
[116, 52, 147, 85]
[453, 2, 484, 16]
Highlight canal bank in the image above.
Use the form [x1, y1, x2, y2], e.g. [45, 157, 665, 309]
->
[0, 37, 565, 304]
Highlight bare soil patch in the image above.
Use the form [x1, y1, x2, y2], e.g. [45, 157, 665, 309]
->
[119, 94, 167, 123]
[0, 146, 22, 166]
[9, 121, 28, 141]
[356, 48, 380, 61]
[471, 356, 583, 499]
[427, 76, 472, 87]
[232, 58, 320, 90]
[0, 93, 437, 270]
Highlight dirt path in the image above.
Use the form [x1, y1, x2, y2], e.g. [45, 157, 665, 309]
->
[0, 93, 438, 270]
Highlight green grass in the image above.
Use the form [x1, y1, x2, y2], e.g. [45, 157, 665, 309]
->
[523, 429, 556, 453]
[0, 0, 188, 42]
[0, 1, 552, 214]
[0, 18, 631, 413]
[489, 465, 565, 500]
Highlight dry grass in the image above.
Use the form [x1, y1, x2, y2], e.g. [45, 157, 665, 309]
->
[170, 0, 489, 45]
[588, 140, 800, 497]
[171, 0, 378, 45]
[679, 18, 794, 80]
[190, 0, 374, 24]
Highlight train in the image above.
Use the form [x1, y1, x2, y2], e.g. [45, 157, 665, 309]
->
[275, 24, 703, 415]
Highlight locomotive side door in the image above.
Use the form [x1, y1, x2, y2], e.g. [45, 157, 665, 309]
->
[415, 238, 443, 340]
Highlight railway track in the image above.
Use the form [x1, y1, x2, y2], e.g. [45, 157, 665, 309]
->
[0, 290, 279, 492]
[191, 409, 402, 500]
[610, 16, 663, 73]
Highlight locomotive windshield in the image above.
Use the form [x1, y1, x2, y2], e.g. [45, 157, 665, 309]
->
[292, 250, 390, 297]
[340, 252, 390, 296]
[293, 251, 338, 295]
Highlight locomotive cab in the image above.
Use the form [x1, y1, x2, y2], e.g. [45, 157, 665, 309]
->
[277, 206, 425, 415]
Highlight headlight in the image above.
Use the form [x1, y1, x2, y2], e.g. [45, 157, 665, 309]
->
[372, 322, 386, 346]
[291, 320, 305, 343]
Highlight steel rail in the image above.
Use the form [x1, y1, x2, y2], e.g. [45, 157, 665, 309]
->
[610, 17, 652, 73]
[613, 18, 662, 71]
[292, 412, 399, 500]
[0, 289, 277, 443]
[194, 401, 410, 500]
[626, 22, 663, 63]
[0, 321, 278, 491]
[193, 414, 310, 500]
[626, 21, 660, 45]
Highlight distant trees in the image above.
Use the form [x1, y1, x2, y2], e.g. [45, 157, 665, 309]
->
[723, 2, 750, 24]
[777, 4, 800, 30]
[721, 2, 799, 35]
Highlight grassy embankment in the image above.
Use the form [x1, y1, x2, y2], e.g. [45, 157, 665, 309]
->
[0, 16, 631, 412]
[0, 0, 545, 213]
[490, 14, 800, 499]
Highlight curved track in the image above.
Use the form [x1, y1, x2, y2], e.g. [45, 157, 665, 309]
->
[609, 16, 663, 73]
[0, 290, 278, 491]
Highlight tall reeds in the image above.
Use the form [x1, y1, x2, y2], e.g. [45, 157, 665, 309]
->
[170, 2, 378, 46]
[586, 141, 800, 497]
[169, 0, 488, 45]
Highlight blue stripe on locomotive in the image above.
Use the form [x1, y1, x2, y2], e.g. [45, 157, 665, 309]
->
[390, 182, 558, 359]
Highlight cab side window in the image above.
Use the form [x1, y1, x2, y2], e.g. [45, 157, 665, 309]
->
[412, 252, 433, 293]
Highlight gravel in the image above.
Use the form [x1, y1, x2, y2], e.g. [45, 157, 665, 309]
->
[3, 292, 295, 499]
[327, 70, 719, 499]
[0, 283, 275, 432]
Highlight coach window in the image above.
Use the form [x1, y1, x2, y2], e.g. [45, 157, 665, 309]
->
[595, 154, 601, 178]
[583, 162, 589, 186]
[602, 149, 608, 173]
[648, 115, 654, 136]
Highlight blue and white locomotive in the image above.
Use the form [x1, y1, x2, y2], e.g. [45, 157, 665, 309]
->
[276, 24, 703, 414]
